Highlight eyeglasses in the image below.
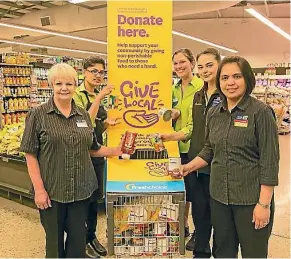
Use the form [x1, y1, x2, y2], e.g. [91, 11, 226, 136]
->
[86, 69, 105, 76]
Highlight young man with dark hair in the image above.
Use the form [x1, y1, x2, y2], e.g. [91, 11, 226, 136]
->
[74, 56, 117, 258]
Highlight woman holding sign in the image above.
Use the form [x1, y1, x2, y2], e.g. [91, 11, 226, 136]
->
[20, 63, 122, 258]
[182, 56, 279, 258]
[164, 48, 203, 245]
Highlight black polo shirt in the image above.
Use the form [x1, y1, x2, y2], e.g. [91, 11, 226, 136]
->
[198, 95, 279, 205]
[20, 97, 100, 203]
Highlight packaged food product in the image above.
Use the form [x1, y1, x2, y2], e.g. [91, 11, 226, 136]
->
[168, 157, 182, 178]
[144, 223, 154, 236]
[16, 113, 20, 123]
[3, 67, 8, 74]
[158, 107, 172, 121]
[149, 133, 165, 152]
[168, 236, 179, 253]
[4, 99, 8, 110]
[8, 99, 14, 110]
[11, 113, 17, 124]
[131, 238, 144, 256]
[5, 114, 11, 125]
[14, 99, 19, 110]
[128, 206, 147, 224]
[144, 237, 157, 256]
[168, 221, 179, 236]
[23, 98, 28, 109]
[121, 131, 137, 159]
[157, 238, 168, 256]
[1, 114, 5, 125]
[154, 222, 167, 237]
[18, 98, 23, 109]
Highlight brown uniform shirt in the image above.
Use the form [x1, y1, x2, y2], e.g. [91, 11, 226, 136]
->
[199, 95, 279, 205]
[20, 97, 100, 203]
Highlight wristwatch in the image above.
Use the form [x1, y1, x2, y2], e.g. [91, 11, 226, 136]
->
[257, 201, 270, 209]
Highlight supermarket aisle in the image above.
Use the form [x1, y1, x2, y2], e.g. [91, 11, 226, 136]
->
[0, 135, 290, 258]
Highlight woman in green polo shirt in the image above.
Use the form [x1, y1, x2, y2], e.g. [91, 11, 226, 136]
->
[164, 48, 203, 243]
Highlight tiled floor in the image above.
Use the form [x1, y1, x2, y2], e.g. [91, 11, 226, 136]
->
[0, 135, 290, 258]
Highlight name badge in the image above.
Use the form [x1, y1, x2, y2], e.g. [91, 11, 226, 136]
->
[76, 120, 88, 128]
[234, 115, 248, 127]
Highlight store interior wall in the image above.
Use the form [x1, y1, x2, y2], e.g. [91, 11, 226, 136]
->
[0, 1, 289, 67]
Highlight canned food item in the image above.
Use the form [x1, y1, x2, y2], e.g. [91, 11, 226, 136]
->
[128, 206, 147, 223]
[121, 131, 137, 159]
[144, 223, 154, 236]
[168, 236, 179, 253]
[130, 238, 144, 256]
[122, 229, 132, 246]
[114, 234, 122, 246]
[129, 245, 144, 256]
[168, 157, 182, 178]
[157, 238, 168, 256]
[144, 237, 157, 256]
[149, 133, 165, 152]
[159, 207, 167, 221]
[132, 224, 144, 237]
[158, 108, 172, 121]
[154, 222, 167, 237]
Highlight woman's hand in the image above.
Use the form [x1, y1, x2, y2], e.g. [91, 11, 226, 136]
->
[105, 117, 121, 127]
[182, 163, 192, 177]
[171, 109, 181, 121]
[252, 203, 270, 230]
[34, 188, 51, 210]
[160, 133, 173, 142]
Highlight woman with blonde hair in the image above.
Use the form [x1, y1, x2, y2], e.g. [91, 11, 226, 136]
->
[20, 63, 122, 258]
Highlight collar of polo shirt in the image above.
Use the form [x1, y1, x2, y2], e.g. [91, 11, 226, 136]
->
[220, 94, 251, 112]
[46, 97, 83, 116]
[79, 83, 96, 97]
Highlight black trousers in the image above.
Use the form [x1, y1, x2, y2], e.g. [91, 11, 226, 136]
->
[39, 199, 90, 258]
[210, 197, 275, 258]
[86, 161, 104, 242]
[191, 173, 212, 256]
[181, 153, 195, 202]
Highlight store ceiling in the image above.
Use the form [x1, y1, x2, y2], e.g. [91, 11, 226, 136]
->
[0, 0, 289, 67]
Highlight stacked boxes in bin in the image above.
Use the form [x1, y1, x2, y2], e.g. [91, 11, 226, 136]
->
[113, 195, 180, 256]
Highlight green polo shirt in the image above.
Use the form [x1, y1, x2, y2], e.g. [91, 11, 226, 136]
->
[172, 75, 203, 153]
[73, 83, 98, 127]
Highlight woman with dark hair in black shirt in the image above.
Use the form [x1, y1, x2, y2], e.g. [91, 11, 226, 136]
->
[183, 56, 279, 258]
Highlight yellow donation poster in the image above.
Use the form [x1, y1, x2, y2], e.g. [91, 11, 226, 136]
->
[107, 1, 184, 193]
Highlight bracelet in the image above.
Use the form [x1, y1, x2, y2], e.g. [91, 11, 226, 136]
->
[257, 201, 270, 209]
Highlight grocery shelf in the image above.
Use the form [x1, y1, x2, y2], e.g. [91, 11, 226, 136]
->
[3, 95, 30, 98]
[3, 109, 29, 113]
[3, 84, 31, 87]
[3, 74, 31, 77]
[256, 75, 291, 80]
[37, 88, 52, 90]
[0, 63, 32, 67]
[268, 75, 291, 80]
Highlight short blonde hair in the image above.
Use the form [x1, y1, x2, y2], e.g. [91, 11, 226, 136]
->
[48, 63, 78, 86]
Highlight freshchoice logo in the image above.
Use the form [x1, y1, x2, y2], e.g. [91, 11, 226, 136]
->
[125, 183, 168, 190]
